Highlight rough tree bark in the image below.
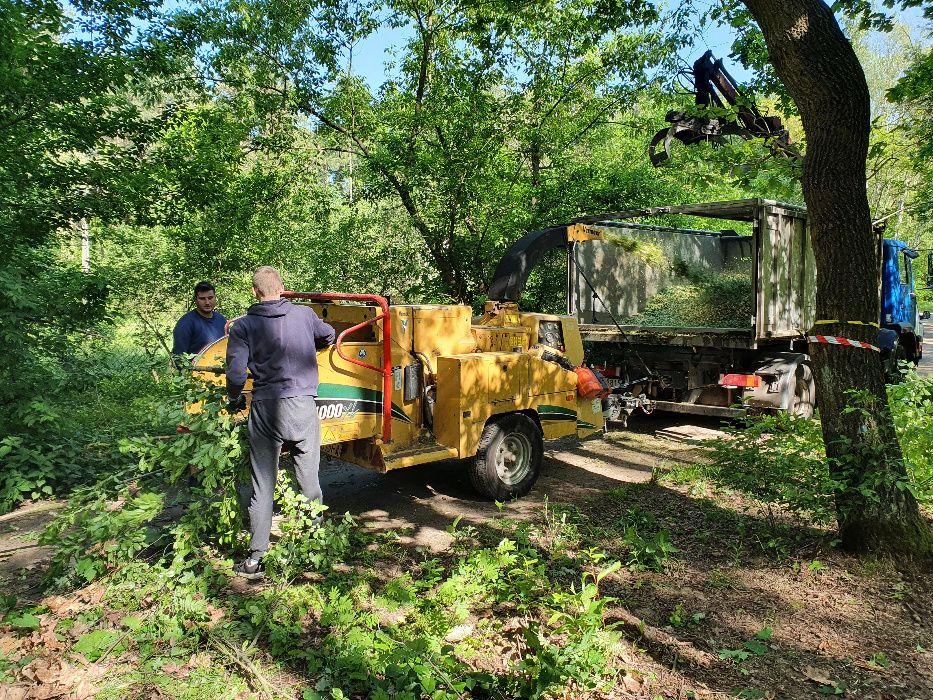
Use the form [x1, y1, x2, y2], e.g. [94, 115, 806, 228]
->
[740, 0, 932, 556]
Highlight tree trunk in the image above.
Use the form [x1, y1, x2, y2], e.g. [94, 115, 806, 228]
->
[79, 218, 90, 273]
[741, 0, 932, 556]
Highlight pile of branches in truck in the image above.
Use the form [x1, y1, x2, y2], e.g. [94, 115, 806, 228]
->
[622, 270, 753, 328]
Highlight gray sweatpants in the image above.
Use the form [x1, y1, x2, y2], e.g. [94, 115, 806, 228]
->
[246, 395, 322, 559]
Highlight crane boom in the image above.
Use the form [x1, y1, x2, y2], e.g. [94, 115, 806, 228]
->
[649, 51, 798, 165]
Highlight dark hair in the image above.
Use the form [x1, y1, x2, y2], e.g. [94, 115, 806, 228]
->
[193, 281, 215, 300]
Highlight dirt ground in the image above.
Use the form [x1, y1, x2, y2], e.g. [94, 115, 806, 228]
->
[2, 413, 931, 699]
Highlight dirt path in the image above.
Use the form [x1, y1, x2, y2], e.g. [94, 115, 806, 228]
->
[319, 414, 699, 551]
[0, 501, 62, 603]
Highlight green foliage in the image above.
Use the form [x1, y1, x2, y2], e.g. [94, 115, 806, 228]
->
[39, 372, 247, 586]
[498, 562, 621, 698]
[887, 371, 933, 503]
[622, 526, 678, 572]
[615, 507, 678, 571]
[125, 374, 250, 561]
[0, 245, 111, 415]
[0, 0, 157, 250]
[718, 627, 772, 663]
[867, 651, 892, 669]
[165, 0, 687, 304]
[41, 487, 164, 587]
[704, 412, 839, 525]
[669, 602, 692, 627]
[231, 534, 623, 700]
[73, 629, 124, 661]
[703, 372, 933, 529]
[262, 472, 355, 583]
[0, 435, 72, 514]
[5, 612, 40, 631]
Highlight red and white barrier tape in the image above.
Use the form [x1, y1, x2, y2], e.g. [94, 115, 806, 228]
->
[806, 335, 879, 353]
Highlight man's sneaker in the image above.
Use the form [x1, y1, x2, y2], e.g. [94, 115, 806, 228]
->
[233, 557, 263, 579]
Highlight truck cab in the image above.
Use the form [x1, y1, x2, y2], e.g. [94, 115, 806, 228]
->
[880, 239, 922, 366]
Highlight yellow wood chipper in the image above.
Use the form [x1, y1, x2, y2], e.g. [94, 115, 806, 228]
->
[192, 292, 607, 500]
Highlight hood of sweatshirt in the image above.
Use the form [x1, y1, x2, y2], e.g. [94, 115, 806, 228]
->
[247, 298, 292, 318]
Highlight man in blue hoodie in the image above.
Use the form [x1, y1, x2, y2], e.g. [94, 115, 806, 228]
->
[226, 266, 336, 578]
[172, 282, 227, 358]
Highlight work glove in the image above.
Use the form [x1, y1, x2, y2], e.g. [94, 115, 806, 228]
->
[227, 394, 247, 413]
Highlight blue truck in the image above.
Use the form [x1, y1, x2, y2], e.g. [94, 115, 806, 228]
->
[879, 238, 929, 381]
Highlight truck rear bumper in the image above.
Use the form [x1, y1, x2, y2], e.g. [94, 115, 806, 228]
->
[650, 400, 745, 418]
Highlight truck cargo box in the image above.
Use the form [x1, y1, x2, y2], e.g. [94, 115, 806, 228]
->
[570, 199, 816, 348]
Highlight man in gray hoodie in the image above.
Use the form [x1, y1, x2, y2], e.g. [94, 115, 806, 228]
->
[226, 266, 336, 578]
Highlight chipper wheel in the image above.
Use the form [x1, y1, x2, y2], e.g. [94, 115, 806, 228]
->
[469, 413, 543, 500]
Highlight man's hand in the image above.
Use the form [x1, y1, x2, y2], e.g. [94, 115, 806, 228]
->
[227, 394, 247, 414]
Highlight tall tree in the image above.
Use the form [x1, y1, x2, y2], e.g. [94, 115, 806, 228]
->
[172, 0, 674, 304]
[0, 0, 165, 414]
[738, 0, 933, 554]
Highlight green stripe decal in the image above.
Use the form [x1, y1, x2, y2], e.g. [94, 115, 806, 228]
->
[319, 383, 380, 402]
[317, 383, 410, 423]
[576, 420, 597, 429]
[538, 404, 577, 422]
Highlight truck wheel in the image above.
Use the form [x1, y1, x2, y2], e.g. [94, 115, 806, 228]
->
[791, 363, 815, 419]
[469, 414, 543, 500]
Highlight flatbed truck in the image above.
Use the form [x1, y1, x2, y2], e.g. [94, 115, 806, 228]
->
[488, 198, 927, 423]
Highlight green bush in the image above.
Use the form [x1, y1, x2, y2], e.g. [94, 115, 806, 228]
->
[0, 400, 108, 515]
[703, 371, 933, 526]
[888, 370, 933, 504]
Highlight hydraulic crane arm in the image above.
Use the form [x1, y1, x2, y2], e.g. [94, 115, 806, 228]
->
[649, 51, 798, 166]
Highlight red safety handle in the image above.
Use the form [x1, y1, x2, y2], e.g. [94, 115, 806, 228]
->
[283, 292, 393, 443]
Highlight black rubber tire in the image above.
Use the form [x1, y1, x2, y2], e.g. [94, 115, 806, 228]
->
[790, 362, 816, 419]
[469, 413, 543, 500]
